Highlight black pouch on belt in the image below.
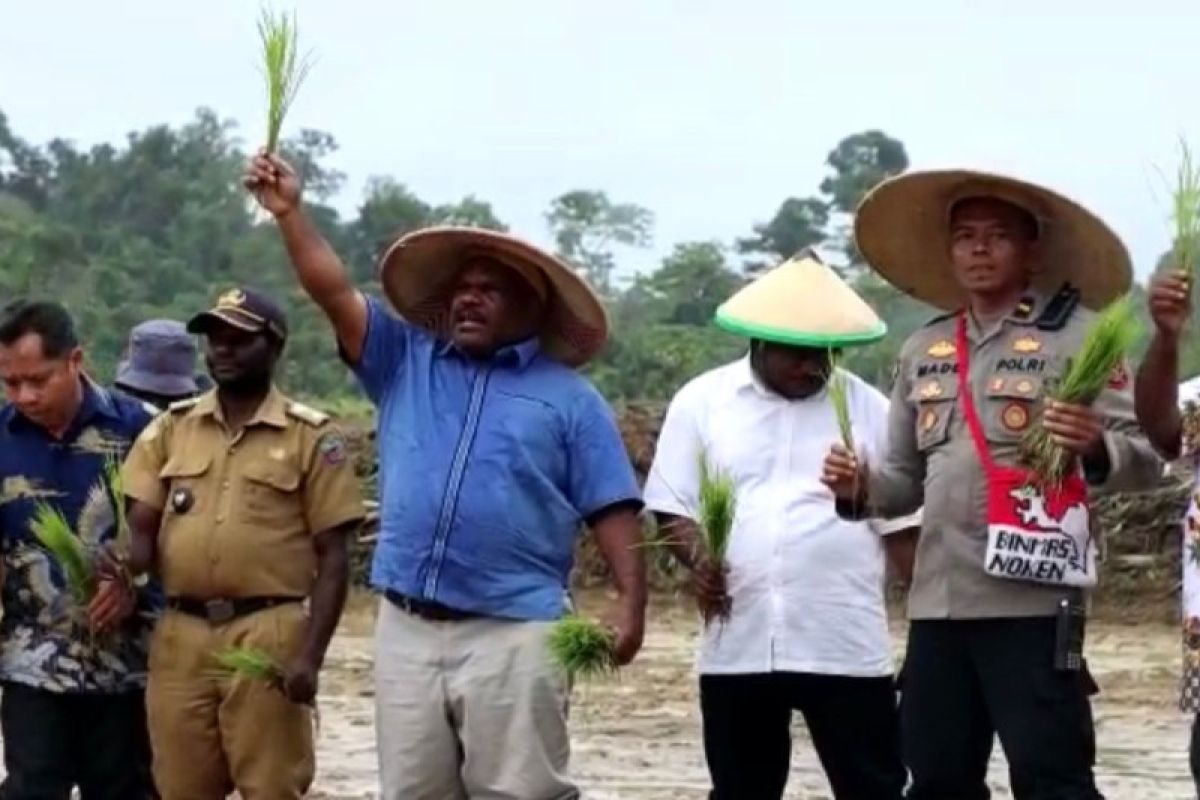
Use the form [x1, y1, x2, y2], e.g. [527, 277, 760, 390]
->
[1053, 594, 1087, 673]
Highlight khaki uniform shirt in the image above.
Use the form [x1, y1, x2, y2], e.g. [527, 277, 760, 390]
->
[122, 388, 365, 599]
[869, 293, 1163, 619]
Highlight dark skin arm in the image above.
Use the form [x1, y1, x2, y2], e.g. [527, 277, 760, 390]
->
[1135, 270, 1191, 458]
[88, 499, 161, 631]
[280, 523, 354, 705]
[654, 512, 728, 622]
[588, 504, 648, 665]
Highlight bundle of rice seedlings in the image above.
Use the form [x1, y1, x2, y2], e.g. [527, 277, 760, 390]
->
[825, 353, 854, 452]
[213, 646, 282, 681]
[1020, 296, 1140, 484]
[1172, 138, 1200, 278]
[696, 454, 736, 626]
[548, 615, 617, 681]
[30, 502, 94, 604]
[257, 7, 314, 153]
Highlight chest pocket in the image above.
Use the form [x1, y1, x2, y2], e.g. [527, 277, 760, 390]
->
[983, 374, 1044, 444]
[159, 453, 212, 519]
[909, 373, 959, 452]
[240, 460, 302, 526]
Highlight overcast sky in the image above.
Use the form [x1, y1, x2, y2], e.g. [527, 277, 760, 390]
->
[2, 0, 1197, 280]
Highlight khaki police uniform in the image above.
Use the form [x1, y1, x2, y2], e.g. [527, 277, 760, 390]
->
[869, 292, 1162, 619]
[862, 291, 1162, 799]
[122, 388, 364, 800]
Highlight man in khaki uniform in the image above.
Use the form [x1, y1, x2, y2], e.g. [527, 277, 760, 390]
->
[822, 172, 1162, 799]
[112, 288, 365, 799]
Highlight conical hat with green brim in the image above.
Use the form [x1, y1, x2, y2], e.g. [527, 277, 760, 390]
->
[714, 252, 887, 347]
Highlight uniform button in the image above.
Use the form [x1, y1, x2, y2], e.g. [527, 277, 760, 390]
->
[221, 481, 230, 491]
[216, 515, 225, 524]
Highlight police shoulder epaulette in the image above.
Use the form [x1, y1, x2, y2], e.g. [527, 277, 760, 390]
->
[167, 397, 200, 414]
[1034, 283, 1081, 332]
[920, 309, 957, 328]
[287, 402, 330, 427]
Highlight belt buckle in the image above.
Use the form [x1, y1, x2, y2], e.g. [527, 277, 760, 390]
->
[205, 599, 235, 624]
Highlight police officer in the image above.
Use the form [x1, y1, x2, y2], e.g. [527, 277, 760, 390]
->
[105, 287, 365, 799]
[821, 171, 1162, 799]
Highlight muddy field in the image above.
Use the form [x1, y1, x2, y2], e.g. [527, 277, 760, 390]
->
[307, 591, 1196, 800]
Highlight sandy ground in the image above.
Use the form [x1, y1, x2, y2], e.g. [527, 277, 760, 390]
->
[305, 591, 1197, 800]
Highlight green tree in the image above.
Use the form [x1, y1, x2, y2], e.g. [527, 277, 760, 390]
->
[737, 197, 829, 273]
[819, 130, 909, 268]
[545, 190, 653, 294]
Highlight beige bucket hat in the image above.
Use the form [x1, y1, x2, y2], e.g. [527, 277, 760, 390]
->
[379, 227, 608, 367]
[714, 251, 887, 347]
[854, 170, 1132, 311]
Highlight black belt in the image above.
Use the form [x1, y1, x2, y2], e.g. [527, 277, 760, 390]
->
[385, 590, 479, 622]
[167, 596, 303, 624]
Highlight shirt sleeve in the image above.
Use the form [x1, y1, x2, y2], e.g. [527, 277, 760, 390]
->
[122, 414, 171, 511]
[1088, 358, 1166, 493]
[855, 375, 924, 536]
[865, 343, 926, 520]
[302, 425, 368, 535]
[565, 385, 643, 520]
[344, 295, 414, 405]
[642, 385, 702, 519]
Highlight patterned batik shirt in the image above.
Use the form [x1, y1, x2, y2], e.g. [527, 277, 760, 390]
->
[0, 382, 157, 694]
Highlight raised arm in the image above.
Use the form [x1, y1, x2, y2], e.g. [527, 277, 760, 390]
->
[244, 151, 369, 362]
[1136, 270, 1191, 458]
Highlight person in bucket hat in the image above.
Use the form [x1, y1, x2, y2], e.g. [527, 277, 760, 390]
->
[645, 251, 918, 800]
[113, 320, 200, 410]
[822, 170, 1162, 799]
[243, 151, 646, 799]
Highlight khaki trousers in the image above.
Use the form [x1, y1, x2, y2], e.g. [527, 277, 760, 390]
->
[146, 605, 314, 799]
[374, 599, 577, 800]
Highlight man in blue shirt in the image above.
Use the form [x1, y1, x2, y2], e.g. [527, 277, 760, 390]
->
[0, 301, 156, 798]
[246, 152, 647, 799]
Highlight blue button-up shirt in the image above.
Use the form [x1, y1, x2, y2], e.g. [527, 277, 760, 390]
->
[352, 297, 640, 620]
[0, 381, 157, 693]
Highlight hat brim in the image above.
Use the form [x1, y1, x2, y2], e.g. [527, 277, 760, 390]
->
[714, 311, 887, 348]
[854, 170, 1132, 311]
[378, 227, 609, 367]
[114, 366, 198, 398]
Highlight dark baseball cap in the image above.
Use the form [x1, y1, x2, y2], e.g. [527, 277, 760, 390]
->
[187, 287, 288, 341]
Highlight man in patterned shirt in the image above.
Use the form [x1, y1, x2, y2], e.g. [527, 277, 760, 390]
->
[0, 300, 156, 798]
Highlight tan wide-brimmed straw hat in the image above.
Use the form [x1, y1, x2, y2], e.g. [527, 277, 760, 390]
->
[854, 170, 1132, 311]
[714, 251, 887, 347]
[379, 227, 608, 367]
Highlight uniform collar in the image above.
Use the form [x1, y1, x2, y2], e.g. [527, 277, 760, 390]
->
[964, 290, 1046, 341]
[732, 355, 825, 403]
[436, 335, 541, 370]
[190, 385, 289, 429]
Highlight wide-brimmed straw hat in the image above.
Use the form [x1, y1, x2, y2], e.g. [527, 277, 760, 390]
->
[379, 227, 608, 368]
[714, 251, 887, 347]
[854, 170, 1132, 311]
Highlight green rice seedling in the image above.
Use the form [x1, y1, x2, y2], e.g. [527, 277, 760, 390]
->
[257, 7, 314, 152]
[1173, 138, 1200, 279]
[825, 352, 854, 452]
[1020, 296, 1140, 484]
[697, 455, 736, 565]
[548, 615, 617, 681]
[212, 646, 282, 681]
[30, 502, 94, 604]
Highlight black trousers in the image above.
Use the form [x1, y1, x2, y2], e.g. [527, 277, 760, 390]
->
[901, 619, 1102, 800]
[700, 672, 905, 800]
[0, 682, 155, 800]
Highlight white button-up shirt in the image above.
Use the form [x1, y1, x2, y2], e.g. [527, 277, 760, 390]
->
[644, 357, 919, 677]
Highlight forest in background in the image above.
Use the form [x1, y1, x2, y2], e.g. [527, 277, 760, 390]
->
[0, 108, 1190, 409]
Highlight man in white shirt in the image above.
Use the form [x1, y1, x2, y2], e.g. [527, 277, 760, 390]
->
[644, 253, 918, 800]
